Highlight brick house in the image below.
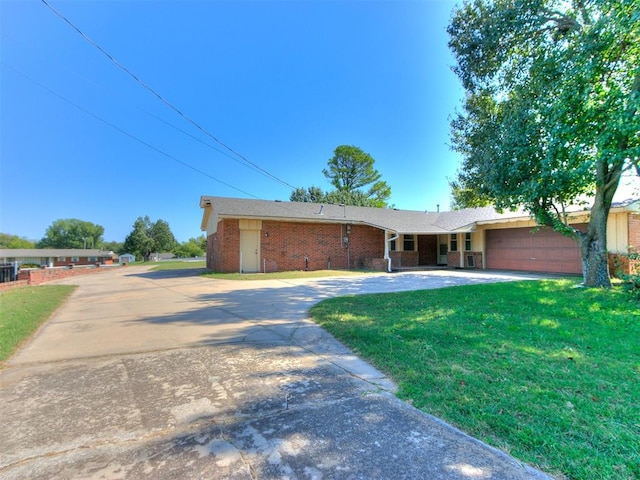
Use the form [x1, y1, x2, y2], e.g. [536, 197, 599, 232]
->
[200, 196, 639, 275]
[0, 249, 117, 268]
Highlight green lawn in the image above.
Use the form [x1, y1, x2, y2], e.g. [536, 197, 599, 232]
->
[145, 260, 207, 270]
[201, 269, 380, 280]
[0, 285, 77, 363]
[311, 279, 639, 480]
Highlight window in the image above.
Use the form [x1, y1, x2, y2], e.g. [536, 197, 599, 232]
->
[389, 234, 396, 251]
[88, 256, 97, 262]
[403, 234, 415, 251]
[57, 257, 66, 262]
[465, 233, 472, 251]
[71, 256, 79, 262]
[450, 234, 458, 252]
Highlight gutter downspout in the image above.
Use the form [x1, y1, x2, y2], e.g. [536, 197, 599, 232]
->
[385, 230, 399, 273]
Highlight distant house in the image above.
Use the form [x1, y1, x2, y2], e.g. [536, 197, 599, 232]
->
[0, 249, 117, 267]
[199, 195, 639, 275]
[118, 253, 136, 264]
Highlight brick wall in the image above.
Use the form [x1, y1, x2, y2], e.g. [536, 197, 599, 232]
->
[464, 251, 483, 269]
[209, 219, 385, 273]
[0, 279, 29, 291]
[389, 251, 419, 268]
[14, 264, 116, 286]
[262, 221, 385, 272]
[609, 253, 640, 277]
[447, 251, 461, 268]
[207, 219, 240, 272]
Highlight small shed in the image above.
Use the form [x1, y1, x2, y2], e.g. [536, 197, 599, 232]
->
[119, 253, 136, 264]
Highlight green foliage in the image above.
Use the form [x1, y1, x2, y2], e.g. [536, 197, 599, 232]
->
[101, 240, 124, 254]
[448, 0, 640, 287]
[122, 216, 177, 261]
[289, 186, 326, 203]
[0, 285, 76, 363]
[291, 145, 392, 207]
[0, 233, 35, 249]
[173, 236, 206, 258]
[312, 280, 639, 479]
[37, 219, 104, 249]
[148, 260, 206, 271]
[324, 145, 391, 207]
[617, 251, 640, 299]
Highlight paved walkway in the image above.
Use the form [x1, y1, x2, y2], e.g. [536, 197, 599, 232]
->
[0, 267, 553, 479]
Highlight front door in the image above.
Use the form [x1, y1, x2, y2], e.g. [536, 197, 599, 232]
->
[438, 236, 448, 265]
[240, 230, 260, 273]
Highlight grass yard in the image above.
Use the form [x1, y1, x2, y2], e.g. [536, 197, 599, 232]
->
[201, 269, 380, 280]
[0, 285, 76, 364]
[311, 279, 639, 480]
[145, 260, 206, 270]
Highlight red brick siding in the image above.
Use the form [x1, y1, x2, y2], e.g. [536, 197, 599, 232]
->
[261, 222, 384, 272]
[389, 251, 419, 268]
[609, 253, 640, 277]
[15, 264, 114, 285]
[209, 219, 385, 273]
[207, 219, 240, 272]
[0, 279, 29, 291]
[464, 252, 483, 269]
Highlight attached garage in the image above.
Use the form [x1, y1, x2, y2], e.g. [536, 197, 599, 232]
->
[485, 226, 586, 274]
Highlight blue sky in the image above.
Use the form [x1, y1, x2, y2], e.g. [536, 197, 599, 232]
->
[1, 0, 465, 243]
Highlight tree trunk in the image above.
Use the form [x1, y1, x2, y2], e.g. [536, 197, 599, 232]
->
[580, 235, 611, 288]
[579, 173, 617, 287]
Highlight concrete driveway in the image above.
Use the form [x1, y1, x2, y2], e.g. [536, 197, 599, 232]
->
[0, 267, 552, 479]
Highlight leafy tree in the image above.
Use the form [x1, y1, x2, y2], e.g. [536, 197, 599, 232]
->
[149, 219, 177, 253]
[0, 233, 36, 249]
[101, 241, 124, 254]
[173, 236, 206, 258]
[323, 145, 391, 207]
[291, 146, 392, 207]
[122, 217, 152, 261]
[289, 186, 327, 203]
[448, 0, 639, 287]
[37, 219, 104, 249]
[122, 216, 177, 261]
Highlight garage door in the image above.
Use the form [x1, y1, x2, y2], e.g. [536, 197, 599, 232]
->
[486, 226, 584, 274]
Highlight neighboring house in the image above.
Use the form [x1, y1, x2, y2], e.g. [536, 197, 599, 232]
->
[118, 253, 136, 264]
[200, 196, 639, 275]
[0, 249, 117, 267]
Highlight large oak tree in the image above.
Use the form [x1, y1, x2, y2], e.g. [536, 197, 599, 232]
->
[122, 216, 177, 261]
[37, 219, 104, 249]
[448, 0, 639, 287]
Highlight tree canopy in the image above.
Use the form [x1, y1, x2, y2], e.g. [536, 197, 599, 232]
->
[0, 233, 35, 249]
[290, 145, 392, 207]
[37, 219, 105, 249]
[173, 236, 206, 258]
[122, 216, 177, 261]
[448, 0, 639, 287]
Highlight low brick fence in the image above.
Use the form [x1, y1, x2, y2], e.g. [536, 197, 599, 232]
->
[0, 279, 30, 292]
[9, 264, 120, 287]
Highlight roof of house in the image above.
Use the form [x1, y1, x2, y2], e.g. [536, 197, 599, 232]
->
[200, 196, 638, 234]
[200, 196, 529, 234]
[0, 249, 116, 258]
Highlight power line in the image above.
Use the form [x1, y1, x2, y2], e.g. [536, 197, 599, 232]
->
[0, 31, 275, 175]
[2, 61, 261, 200]
[40, 0, 298, 191]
